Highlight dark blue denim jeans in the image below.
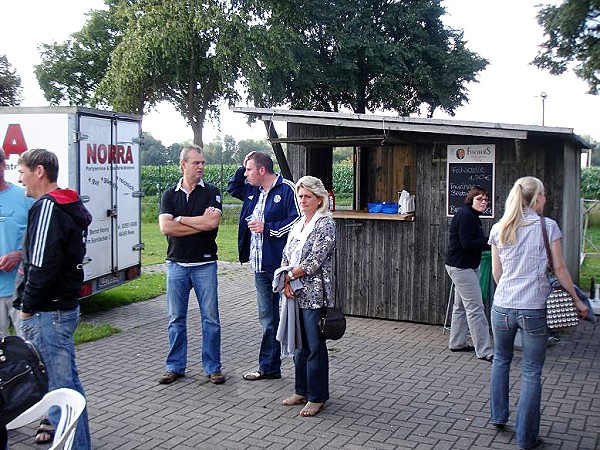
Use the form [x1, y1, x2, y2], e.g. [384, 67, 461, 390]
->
[490, 305, 547, 450]
[294, 308, 329, 403]
[20, 307, 91, 450]
[165, 261, 222, 375]
[254, 272, 281, 377]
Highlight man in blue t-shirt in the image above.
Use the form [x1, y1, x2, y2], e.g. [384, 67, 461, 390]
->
[0, 149, 33, 337]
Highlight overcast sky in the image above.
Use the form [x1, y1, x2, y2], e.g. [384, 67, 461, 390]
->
[2, 0, 598, 146]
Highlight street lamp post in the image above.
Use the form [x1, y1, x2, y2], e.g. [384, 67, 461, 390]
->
[540, 91, 548, 126]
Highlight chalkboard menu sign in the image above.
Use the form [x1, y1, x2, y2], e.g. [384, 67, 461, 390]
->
[446, 145, 495, 217]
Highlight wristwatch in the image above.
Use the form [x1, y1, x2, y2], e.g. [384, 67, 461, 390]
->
[175, 216, 182, 223]
[287, 270, 295, 281]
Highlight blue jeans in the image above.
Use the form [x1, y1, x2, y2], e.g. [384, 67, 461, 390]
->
[20, 307, 91, 450]
[254, 272, 281, 376]
[490, 305, 547, 449]
[294, 308, 329, 402]
[166, 262, 221, 375]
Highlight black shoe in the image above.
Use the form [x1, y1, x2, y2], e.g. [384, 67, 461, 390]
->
[158, 371, 184, 384]
[209, 372, 226, 384]
[450, 345, 475, 352]
[518, 437, 543, 450]
[491, 422, 506, 430]
[242, 370, 281, 381]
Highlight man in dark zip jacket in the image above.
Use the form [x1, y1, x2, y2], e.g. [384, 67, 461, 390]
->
[227, 151, 300, 380]
[14, 148, 92, 450]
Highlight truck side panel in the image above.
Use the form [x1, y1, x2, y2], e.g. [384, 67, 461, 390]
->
[0, 107, 142, 297]
[79, 113, 142, 294]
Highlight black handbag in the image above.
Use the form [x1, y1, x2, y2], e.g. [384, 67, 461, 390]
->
[0, 335, 49, 426]
[319, 306, 346, 340]
[540, 216, 579, 329]
[318, 273, 346, 340]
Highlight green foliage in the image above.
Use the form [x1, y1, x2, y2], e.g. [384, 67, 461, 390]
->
[238, 139, 272, 162]
[35, 0, 488, 145]
[141, 162, 355, 198]
[582, 167, 600, 199]
[35, 6, 125, 106]
[533, 1, 600, 95]
[332, 161, 354, 194]
[98, 0, 244, 144]
[580, 135, 600, 166]
[142, 163, 240, 197]
[0, 55, 22, 106]
[244, 0, 488, 116]
[333, 147, 353, 163]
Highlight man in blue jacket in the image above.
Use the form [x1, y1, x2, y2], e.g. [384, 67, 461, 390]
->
[228, 151, 300, 380]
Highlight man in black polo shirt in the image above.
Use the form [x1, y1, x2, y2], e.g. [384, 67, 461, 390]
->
[158, 145, 225, 385]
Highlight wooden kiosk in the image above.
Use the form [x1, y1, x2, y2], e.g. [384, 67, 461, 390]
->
[233, 107, 588, 325]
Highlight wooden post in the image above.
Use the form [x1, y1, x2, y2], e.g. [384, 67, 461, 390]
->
[264, 120, 293, 181]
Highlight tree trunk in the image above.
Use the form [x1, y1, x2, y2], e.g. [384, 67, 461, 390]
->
[191, 122, 204, 147]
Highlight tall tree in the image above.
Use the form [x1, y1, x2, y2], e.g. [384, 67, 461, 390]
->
[533, 1, 600, 95]
[97, 0, 244, 145]
[140, 132, 168, 165]
[243, 0, 488, 116]
[202, 137, 224, 165]
[0, 55, 22, 106]
[237, 139, 271, 163]
[35, 1, 127, 106]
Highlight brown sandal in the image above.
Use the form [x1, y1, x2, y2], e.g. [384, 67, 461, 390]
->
[282, 394, 307, 406]
[300, 401, 325, 417]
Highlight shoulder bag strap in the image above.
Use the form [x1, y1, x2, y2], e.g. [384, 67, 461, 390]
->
[320, 269, 338, 309]
[539, 215, 554, 272]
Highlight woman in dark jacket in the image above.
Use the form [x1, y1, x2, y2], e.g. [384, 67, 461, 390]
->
[445, 186, 494, 362]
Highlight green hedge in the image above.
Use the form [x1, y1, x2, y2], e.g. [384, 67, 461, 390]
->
[142, 163, 355, 197]
[582, 167, 600, 200]
[142, 164, 599, 200]
[142, 164, 238, 197]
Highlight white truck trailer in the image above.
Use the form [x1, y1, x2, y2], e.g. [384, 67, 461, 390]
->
[0, 106, 143, 297]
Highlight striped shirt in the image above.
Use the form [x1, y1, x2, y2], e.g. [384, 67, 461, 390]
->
[249, 180, 275, 273]
[488, 209, 562, 309]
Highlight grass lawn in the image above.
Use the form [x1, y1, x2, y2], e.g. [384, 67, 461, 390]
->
[580, 225, 600, 289]
[141, 221, 239, 266]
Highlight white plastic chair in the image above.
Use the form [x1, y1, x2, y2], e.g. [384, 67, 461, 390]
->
[6, 388, 86, 450]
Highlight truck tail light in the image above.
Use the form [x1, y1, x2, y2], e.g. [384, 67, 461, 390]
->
[126, 266, 141, 280]
[79, 282, 93, 298]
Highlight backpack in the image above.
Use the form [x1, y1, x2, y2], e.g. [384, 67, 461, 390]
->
[0, 335, 49, 426]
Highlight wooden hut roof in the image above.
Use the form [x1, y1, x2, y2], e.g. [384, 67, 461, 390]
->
[231, 107, 590, 148]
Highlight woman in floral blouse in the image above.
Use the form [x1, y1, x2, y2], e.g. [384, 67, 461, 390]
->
[280, 176, 336, 417]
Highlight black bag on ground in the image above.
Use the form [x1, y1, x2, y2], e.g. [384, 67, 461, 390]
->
[319, 307, 346, 340]
[0, 335, 49, 426]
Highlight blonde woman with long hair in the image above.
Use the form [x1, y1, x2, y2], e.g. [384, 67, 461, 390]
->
[488, 176, 587, 450]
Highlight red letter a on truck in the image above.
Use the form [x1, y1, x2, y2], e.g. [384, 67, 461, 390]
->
[2, 124, 28, 157]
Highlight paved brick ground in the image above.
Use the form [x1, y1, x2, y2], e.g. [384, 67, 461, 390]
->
[7, 262, 600, 449]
